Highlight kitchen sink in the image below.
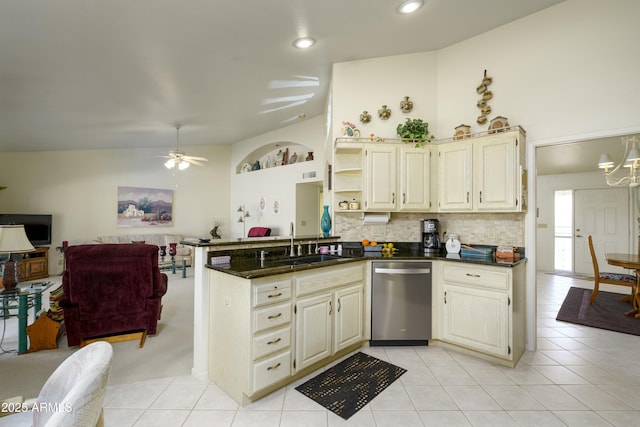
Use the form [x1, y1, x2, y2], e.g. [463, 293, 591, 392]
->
[275, 255, 343, 266]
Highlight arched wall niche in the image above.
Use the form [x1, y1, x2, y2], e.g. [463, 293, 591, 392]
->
[235, 141, 315, 174]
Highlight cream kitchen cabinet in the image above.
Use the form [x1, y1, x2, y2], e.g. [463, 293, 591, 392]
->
[363, 143, 434, 212]
[208, 262, 366, 405]
[475, 132, 524, 211]
[438, 140, 473, 211]
[438, 261, 526, 367]
[208, 271, 294, 405]
[438, 128, 526, 212]
[399, 146, 435, 211]
[294, 263, 365, 372]
[364, 145, 397, 211]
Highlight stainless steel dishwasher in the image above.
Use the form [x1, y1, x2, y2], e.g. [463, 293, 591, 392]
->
[371, 261, 432, 346]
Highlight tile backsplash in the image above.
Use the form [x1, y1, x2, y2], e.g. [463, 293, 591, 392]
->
[334, 211, 525, 247]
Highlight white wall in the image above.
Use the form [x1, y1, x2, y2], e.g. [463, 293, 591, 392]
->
[331, 52, 439, 142]
[436, 0, 640, 142]
[0, 144, 231, 258]
[230, 116, 326, 238]
[328, 0, 640, 246]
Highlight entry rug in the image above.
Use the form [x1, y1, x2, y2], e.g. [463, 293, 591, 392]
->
[295, 352, 406, 420]
[556, 287, 640, 336]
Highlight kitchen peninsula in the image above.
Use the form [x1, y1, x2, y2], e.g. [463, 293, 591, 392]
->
[184, 237, 526, 406]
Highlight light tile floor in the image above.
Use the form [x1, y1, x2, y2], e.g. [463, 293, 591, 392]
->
[103, 272, 640, 426]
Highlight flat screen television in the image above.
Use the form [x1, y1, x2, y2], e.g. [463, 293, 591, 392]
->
[0, 214, 52, 246]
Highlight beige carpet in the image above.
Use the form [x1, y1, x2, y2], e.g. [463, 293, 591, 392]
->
[0, 272, 194, 400]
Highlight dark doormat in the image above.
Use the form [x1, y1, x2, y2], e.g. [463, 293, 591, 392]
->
[295, 351, 406, 420]
[556, 287, 640, 336]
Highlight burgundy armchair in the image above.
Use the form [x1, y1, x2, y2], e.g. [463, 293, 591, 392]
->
[60, 244, 168, 346]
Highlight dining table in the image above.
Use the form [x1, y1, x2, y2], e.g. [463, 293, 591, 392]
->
[605, 252, 640, 318]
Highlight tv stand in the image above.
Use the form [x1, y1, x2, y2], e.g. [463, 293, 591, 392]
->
[18, 247, 49, 281]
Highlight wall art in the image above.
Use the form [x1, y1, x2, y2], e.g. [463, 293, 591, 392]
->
[117, 186, 173, 228]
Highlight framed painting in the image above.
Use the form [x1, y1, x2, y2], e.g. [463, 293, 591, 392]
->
[117, 186, 174, 228]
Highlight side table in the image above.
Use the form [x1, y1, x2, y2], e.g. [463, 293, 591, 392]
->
[0, 281, 54, 354]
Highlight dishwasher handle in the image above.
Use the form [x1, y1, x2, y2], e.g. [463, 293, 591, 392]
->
[374, 267, 431, 274]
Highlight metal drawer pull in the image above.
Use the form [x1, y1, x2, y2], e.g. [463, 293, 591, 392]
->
[268, 292, 282, 299]
[267, 338, 282, 345]
[465, 273, 481, 278]
[267, 362, 281, 371]
[267, 313, 282, 319]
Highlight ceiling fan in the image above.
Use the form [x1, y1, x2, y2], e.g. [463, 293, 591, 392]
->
[161, 125, 208, 170]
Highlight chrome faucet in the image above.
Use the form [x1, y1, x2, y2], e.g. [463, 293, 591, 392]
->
[290, 222, 295, 257]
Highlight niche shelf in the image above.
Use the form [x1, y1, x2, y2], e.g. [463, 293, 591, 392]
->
[235, 142, 315, 174]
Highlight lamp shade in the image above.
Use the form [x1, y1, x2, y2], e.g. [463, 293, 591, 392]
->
[627, 147, 640, 162]
[598, 153, 613, 168]
[0, 225, 35, 253]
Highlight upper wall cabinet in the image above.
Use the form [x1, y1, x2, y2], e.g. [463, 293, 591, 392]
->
[365, 145, 436, 212]
[438, 128, 526, 213]
[333, 140, 436, 213]
[333, 127, 526, 214]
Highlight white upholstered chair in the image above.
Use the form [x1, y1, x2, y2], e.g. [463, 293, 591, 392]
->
[0, 341, 113, 427]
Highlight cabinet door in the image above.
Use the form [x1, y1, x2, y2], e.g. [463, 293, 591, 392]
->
[365, 145, 397, 210]
[400, 147, 432, 211]
[295, 293, 332, 371]
[438, 142, 472, 211]
[442, 284, 510, 358]
[476, 136, 517, 211]
[334, 285, 363, 353]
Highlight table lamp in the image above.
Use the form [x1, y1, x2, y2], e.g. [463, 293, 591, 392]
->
[0, 225, 35, 291]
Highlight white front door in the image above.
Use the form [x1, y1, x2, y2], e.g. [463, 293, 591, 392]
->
[574, 188, 631, 275]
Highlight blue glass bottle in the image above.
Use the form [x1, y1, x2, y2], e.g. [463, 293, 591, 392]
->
[320, 205, 332, 237]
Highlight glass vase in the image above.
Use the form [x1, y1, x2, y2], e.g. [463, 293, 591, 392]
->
[320, 205, 332, 238]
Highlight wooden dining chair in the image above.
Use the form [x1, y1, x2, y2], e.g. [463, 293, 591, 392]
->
[588, 235, 637, 304]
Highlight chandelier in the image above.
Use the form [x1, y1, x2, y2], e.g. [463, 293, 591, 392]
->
[598, 136, 640, 187]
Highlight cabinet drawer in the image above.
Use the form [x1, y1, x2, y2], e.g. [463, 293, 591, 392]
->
[253, 327, 291, 360]
[253, 279, 292, 307]
[442, 264, 510, 291]
[252, 350, 291, 392]
[253, 302, 291, 333]
[295, 264, 364, 297]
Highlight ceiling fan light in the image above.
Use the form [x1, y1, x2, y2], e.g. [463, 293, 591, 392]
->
[397, 0, 423, 14]
[178, 161, 190, 170]
[165, 159, 176, 169]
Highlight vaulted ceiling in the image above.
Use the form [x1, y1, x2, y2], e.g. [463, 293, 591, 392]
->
[0, 0, 564, 153]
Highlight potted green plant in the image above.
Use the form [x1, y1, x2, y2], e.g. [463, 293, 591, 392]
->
[396, 118, 435, 147]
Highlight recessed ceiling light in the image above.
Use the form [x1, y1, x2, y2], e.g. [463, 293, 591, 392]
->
[397, 0, 423, 14]
[293, 37, 315, 49]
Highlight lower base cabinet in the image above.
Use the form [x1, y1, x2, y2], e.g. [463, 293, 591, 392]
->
[442, 284, 509, 358]
[438, 261, 526, 367]
[208, 262, 365, 405]
[295, 283, 364, 372]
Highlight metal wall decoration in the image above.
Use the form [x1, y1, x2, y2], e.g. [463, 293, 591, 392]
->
[400, 96, 413, 113]
[476, 70, 493, 125]
[360, 111, 372, 123]
[378, 105, 392, 120]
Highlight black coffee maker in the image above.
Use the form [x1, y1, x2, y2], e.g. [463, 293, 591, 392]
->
[422, 219, 441, 252]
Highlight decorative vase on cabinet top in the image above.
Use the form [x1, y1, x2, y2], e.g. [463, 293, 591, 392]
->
[321, 205, 332, 238]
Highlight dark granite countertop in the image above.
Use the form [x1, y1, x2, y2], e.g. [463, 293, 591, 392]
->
[205, 242, 526, 279]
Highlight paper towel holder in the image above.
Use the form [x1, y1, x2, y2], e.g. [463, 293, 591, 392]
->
[361, 213, 390, 224]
